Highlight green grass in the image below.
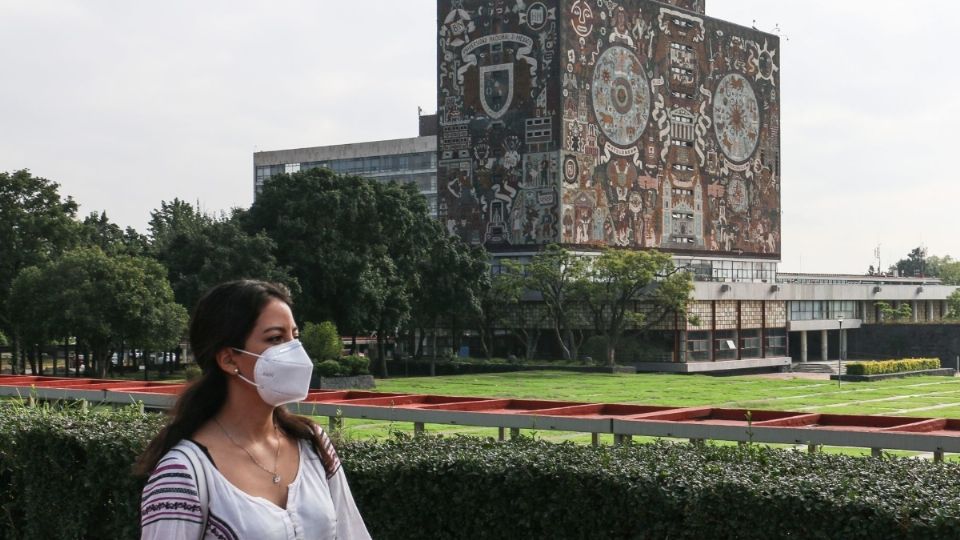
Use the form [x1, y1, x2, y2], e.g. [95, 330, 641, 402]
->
[319, 371, 960, 459]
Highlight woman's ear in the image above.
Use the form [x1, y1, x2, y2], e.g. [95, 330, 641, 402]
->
[215, 347, 238, 375]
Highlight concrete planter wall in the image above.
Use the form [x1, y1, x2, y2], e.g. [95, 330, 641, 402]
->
[830, 368, 956, 382]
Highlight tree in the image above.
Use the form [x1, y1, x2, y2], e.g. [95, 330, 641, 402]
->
[927, 255, 960, 285]
[147, 198, 210, 250]
[9, 248, 188, 378]
[244, 169, 462, 376]
[149, 202, 296, 310]
[889, 246, 928, 277]
[474, 271, 521, 361]
[876, 301, 912, 323]
[946, 290, 960, 320]
[523, 245, 589, 361]
[7, 266, 60, 374]
[410, 229, 488, 367]
[80, 211, 148, 256]
[0, 170, 80, 373]
[243, 169, 380, 330]
[301, 321, 342, 362]
[574, 249, 694, 366]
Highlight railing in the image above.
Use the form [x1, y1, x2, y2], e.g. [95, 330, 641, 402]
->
[0, 375, 958, 461]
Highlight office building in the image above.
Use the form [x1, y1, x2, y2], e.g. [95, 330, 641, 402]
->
[253, 117, 439, 215]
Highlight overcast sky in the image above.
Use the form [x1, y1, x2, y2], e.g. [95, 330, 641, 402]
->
[1, 0, 957, 274]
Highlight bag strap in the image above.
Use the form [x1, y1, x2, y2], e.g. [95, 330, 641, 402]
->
[174, 442, 209, 539]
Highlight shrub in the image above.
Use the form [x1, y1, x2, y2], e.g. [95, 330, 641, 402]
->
[302, 321, 342, 362]
[343, 436, 960, 540]
[846, 358, 941, 376]
[340, 354, 370, 376]
[184, 364, 202, 381]
[0, 403, 165, 539]
[315, 359, 345, 377]
[2, 406, 960, 539]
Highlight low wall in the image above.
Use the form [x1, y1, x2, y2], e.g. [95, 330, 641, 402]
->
[384, 360, 632, 377]
[309, 374, 376, 390]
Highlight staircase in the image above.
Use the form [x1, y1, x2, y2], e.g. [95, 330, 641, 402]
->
[791, 361, 850, 375]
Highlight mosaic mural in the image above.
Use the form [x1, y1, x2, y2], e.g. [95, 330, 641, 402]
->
[438, 0, 562, 247]
[659, 0, 705, 15]
[438, 0, 780, 257]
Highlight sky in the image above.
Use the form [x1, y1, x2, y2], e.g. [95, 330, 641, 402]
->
[1, 0, 957, 274]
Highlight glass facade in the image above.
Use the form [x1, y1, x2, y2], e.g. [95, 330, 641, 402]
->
[788, 300, 858, 321]
[678, 258, 777, 283]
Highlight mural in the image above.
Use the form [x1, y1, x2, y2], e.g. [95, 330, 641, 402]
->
[438, 0, 562, 247]
[660, 0, 705, 14]
[438, 0, 779, 257]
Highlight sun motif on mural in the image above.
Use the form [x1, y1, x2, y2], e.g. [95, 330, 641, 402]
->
[751, 39, 779, 83]
[712, 73, 760, 163]
[591, 46, 651, 147]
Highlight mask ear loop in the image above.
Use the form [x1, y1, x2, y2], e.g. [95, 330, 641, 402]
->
[231, 349, 261, 389]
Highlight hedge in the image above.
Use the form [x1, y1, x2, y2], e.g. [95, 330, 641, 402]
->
[846, 358, 941, 376]
[2, 403, 960, 539]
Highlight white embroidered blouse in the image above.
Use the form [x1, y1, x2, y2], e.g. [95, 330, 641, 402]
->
[140, 428, 370, 540]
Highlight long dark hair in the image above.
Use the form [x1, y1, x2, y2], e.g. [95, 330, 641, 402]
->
[134, 280, 336, 477]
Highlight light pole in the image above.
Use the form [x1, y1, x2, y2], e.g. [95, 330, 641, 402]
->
[837, 314, 844, 389]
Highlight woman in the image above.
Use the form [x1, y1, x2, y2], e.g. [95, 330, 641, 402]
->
[136, 280, 370, 539]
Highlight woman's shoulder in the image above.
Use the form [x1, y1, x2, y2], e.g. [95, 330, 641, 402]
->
[144, 441, 209, 485]
[141, 443, 206, 528]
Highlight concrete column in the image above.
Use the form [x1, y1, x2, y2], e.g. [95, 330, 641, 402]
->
[821, 330, 829, 361]
[912, 301, 919, 322]
[927, 301, 934, 322]
[861, 301, 870, 322]
[800, 331, 808, 363]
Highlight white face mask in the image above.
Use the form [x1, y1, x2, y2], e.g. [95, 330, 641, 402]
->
[232, 339, 313, 406]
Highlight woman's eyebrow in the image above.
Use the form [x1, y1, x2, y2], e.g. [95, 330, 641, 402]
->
[261, 326, 287, 334]
[260, 325, 299, 334]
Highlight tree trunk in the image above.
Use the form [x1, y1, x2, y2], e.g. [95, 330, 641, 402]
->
[479, 325, 492, 361]
[376, 331, 388, 379]
[416, 327, 426, 360]
[26, 346, 36, 375]
[430, 321, 438, 377]
[554, 324, 571, 360]
[61, 339, 69, 377]
[10, 332, 19, 375]
[95, 347, 108, 379]
[521, 328, 541, 361]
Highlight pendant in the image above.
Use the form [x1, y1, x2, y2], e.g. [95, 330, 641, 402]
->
[273, 474, 281, 485]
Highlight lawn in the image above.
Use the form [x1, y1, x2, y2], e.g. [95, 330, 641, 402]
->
[323, 371, 960, 459]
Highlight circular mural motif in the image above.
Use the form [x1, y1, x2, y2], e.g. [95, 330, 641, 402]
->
[591, 46, 650, 147]
[713, 73, 761, 163]
[563, 155, 579, 184]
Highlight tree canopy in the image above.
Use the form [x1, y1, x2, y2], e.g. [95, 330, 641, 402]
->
[9, 247, 188, 377]
[149, 200, 296, 310]
[574, 248, 694, 365]
[0, 170, 80, 338]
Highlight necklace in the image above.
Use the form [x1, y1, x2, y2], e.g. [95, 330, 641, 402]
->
[214, 418, 282, 485]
